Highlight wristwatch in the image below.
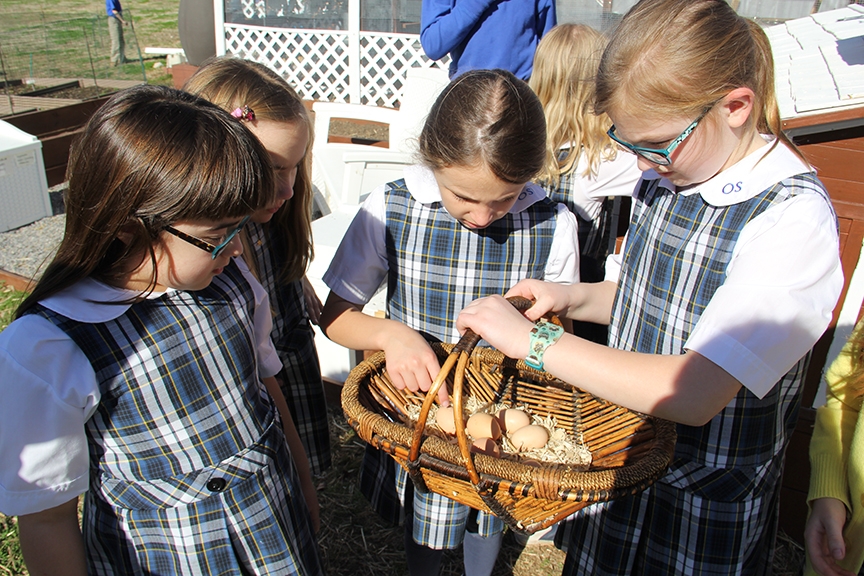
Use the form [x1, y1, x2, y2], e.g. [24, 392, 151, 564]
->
[524, 320, 564, 371]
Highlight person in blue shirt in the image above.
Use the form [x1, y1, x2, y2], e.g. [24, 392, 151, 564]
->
[106, 0, 127, 66]
[420, 0, 556, 81]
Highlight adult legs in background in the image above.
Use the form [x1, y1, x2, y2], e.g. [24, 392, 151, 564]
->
[108, 16, 125, 65]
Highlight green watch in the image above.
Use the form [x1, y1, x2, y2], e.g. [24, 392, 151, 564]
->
[524, 320, 564, 371]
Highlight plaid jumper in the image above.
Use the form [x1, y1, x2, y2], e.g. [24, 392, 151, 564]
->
[560, 173, 830, 575]
[248, 222, 331, 475]
[33, 262, 322, 576]
[360, 180, 558, 549]
[541, 149, 616, 284]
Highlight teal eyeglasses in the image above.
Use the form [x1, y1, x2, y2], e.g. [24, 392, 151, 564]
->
[164, 215, 251, 259]
[607, 107, 712, 166]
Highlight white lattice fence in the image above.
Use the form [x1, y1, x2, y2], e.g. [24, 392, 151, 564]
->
[224, 24, 448, 107]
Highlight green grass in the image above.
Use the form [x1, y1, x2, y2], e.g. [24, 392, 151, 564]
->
[0, 283, 25, 332]
[0, 284, 26, 575]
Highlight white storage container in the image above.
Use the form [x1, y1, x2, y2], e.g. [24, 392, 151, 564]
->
[0, 119, 51, 233]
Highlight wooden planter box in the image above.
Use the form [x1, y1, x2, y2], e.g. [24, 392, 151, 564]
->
[4, 96, 113, 187]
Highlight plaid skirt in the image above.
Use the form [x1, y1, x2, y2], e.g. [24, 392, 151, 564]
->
[84, 419, 323, 575]
[557, 458, 784, 575]
[359, 445, 504, 549]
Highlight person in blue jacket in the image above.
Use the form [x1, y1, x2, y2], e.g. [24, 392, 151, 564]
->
[420, 0, 556, 81]
[106, 0, 127, 66]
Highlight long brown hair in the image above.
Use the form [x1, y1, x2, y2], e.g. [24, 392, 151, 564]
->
[530, 24, 618, 184]
[419, 69, 546, 184]
[594, 0, 807, 164]
[16, 85, 275, 318]
[184, 56, 314, 283]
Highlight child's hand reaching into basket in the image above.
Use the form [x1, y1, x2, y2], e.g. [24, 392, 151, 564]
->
[383, 324, 450, 407]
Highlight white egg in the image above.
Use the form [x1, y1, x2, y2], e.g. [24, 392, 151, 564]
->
[497, 408, 530, 433]
[510, 425, 549, 450]
[466, 413, 501, 440]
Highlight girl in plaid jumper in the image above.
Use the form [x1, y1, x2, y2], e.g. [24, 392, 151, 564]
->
[0, 86, 322, 575]
[185, 57, 332, 476]
[529, 23, 641, 288]
[529, 23, 641, 345]
[320, 69, 580, 576]
[458, 1, 843, 574]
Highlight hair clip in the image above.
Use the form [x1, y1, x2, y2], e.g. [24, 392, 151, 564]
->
[231, 105, 255, 121]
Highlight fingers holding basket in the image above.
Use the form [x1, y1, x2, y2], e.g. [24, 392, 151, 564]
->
[456, 295, 534, 360]
[504, 279, 574, 321]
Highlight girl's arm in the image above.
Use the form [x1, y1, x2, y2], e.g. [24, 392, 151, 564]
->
[262, 375, 320, 532]
[18, 498, 86, 576]
[320, 292, 449, 406]
[805, 497, 855, 576]
[456, 294, 741, 426]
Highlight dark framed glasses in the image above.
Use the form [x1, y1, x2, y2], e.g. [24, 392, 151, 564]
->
[164, 215, 251, 259]
[607, 107, 712, 166]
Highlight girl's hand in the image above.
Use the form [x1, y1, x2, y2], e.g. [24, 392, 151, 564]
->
[504, 279, 575, 321]
[456, 295, 534, 360]
[301, 276, 323, 325]
[383, 326, 449, 407]
[805, 497, 855, 576]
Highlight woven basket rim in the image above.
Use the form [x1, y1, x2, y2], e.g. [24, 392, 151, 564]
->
[342, 343, 676, 501]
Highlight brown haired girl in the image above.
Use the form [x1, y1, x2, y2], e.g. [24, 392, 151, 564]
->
[320, 69, 580, 576]
[0, 85, 322, 575]
[185, 56, 331, 475]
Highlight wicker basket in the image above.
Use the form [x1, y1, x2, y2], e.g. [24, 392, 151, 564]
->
[341, 297, 677, 534]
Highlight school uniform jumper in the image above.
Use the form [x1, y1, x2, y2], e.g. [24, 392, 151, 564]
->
[323, 164, 580, 549]
[559, 141, 843, 575]
[0, 260, 322, 575]
[540, 147, 641, 284]
[248, 221, 331, 475]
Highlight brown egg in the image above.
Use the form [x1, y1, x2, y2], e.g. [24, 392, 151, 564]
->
[436, 406, 457, 434]
[497, 408, 531, 433]
[510, 425, 549, 450]
[466, 413, 501, 440]
[470, 437, 501, 457]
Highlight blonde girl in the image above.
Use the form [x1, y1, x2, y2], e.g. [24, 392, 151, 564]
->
[805, 319, 864, 576]
[185, 57, 331, 475]
[457, 1, 843, 574]
[529, 23, 641, 286]
[0, 85, 322, 575]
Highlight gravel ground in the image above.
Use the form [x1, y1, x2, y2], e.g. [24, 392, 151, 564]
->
[0, 213, 65, 281]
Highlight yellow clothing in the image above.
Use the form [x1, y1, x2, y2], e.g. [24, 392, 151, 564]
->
[806, 337, 864, 575]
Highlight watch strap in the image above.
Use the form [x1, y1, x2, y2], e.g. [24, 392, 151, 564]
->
[524, 320, 564, 371]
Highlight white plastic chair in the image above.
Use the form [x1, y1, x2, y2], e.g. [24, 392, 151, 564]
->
[310, 66, 450, 208]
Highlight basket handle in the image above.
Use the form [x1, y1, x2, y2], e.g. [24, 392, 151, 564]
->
[407, 295, 547, 490]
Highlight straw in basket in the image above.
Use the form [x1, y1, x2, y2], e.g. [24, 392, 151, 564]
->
[341, 296, 677, 534]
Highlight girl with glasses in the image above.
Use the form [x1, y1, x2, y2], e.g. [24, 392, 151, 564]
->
[457, 0, 844, 573]
[0, 85, 322, 575]
[185, 57, 332, 479]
